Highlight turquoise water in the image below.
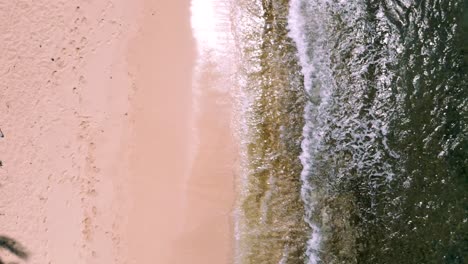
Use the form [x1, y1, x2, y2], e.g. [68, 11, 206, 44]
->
[231, 0, 467, 263]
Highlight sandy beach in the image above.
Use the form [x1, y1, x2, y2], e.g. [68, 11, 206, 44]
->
[0, 0, 234, 263]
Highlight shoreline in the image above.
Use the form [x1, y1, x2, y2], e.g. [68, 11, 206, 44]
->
[127, 0, 236, 263]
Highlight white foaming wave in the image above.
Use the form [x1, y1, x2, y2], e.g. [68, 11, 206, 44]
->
[191, 0, 232, 53]
[288, 0, 406, 261]
[190, 0, 235, 93]
[287, 0, 336, 263]
[189, 0, 235, 147]
[287, 0, 321, 262]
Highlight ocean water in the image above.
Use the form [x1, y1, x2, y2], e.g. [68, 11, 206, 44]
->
[193, 0, 467, 263]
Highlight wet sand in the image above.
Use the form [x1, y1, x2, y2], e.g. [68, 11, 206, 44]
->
[173, 63, 237, 263]
[0, 0, 234, 263]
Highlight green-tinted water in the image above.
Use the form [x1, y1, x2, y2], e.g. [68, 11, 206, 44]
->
[233, 1, 310, 263]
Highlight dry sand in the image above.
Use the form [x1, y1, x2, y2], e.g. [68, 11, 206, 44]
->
[0, 0, 235, 263]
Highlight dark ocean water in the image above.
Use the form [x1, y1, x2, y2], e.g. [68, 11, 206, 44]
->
[232, 0, 467, 263]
